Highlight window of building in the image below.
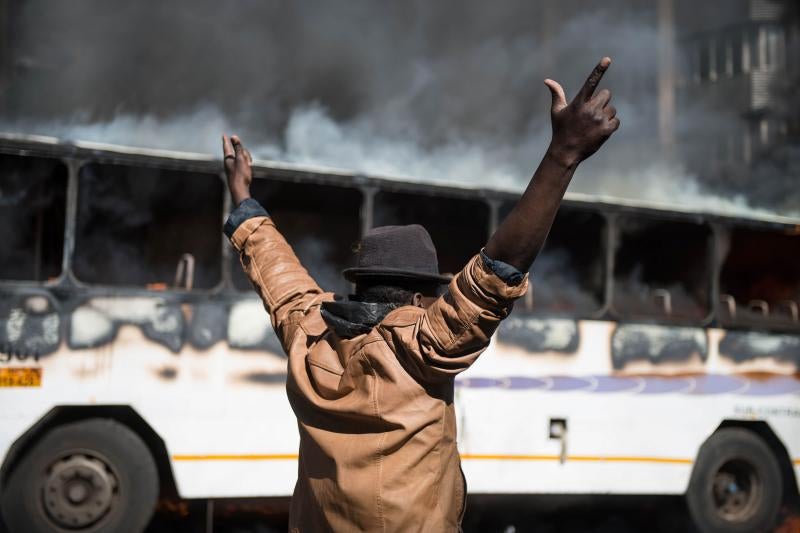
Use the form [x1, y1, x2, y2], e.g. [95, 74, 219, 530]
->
[612, 215, 712, 321]
[711, 38, 727, 80]
[690, 44, 701, 83]
[0, 154, 68, 282]
[699, 40, 712, 81]
[74, 163, 224, 289]
[372, 190, 489, 277]
[719, 226, 800, 330]
[722, 37, 733, 78]
[746, 28, 760, 71]
[763, 25, 785, 70]
[230, 180, 362, 296]
[732, 32, 743, 76]
[496, 204, 605, 316]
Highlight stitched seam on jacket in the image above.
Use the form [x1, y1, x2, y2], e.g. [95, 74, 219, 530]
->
[247, 247, 276, 309]
[232, 216, 269, 251]
[306, 357, 343, 376]
[432, 401, 446, 507]
[441, 306, 482, 352]
[360, 349, 387, 532]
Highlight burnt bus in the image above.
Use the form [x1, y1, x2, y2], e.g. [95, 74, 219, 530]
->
[0, 134, 798, 533]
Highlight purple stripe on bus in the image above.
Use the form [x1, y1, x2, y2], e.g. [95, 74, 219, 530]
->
[456, 377, 503, 389]
[504, 376, 549, 390]
[547, 376, 594, 391]
[690, 374, 748, 395]
[454, 374, 800, 395]
[638, 377, 693, 394]
[591, 376, 641, 392]
[741, 377, 800, 396]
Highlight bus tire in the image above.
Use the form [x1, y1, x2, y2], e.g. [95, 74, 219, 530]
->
[1, 418, 159, 533]
[686, 427, 782, 533]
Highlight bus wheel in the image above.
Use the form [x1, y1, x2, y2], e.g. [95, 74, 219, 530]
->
[686, 427, 782, 533]
[1, 418, 158, 533]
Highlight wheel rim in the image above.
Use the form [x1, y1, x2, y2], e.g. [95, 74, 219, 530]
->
[712, 458, 762, 522]
[41, 452, 119, 529]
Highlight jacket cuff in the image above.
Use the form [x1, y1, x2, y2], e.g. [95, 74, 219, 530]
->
[467, 253, 529, 304]
[224, 198, 269, 239]
[479, 249, 525, 286]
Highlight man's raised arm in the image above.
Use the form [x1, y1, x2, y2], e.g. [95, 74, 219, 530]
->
[222, 135, 329, 352]
[484, 57, 620, 273]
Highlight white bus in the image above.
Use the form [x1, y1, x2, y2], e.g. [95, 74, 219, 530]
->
[0, 134, 797, 533]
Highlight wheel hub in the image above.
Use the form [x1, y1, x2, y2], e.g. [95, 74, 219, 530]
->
[712, 459, 761, 522]
[42, 454, 118, 529]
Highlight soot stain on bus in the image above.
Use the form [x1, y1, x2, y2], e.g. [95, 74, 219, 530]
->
[719, 330, 800, 366]
[610, 324, 708, 370]
[0, 293, 287, 360]
[496, 318, 580, 354]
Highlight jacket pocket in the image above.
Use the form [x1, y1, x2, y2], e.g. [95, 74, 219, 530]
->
[307, 357, 345, 399]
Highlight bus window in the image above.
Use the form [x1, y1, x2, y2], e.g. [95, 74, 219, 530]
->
[497, 204, 606, 316]
[0, 154, 67, 282]
[719, 226, 800, 329]
[74, 164, 223, 290]
[231, 180, 362, 296]
[613, 216, 712, 321]
[373, 190, 489, 276]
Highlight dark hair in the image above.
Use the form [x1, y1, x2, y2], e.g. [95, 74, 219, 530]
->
[353, 277, 442, 305]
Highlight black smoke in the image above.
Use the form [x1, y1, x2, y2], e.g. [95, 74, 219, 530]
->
[0, 0, 797, 215]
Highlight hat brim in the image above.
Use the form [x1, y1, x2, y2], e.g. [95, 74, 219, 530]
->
[342, 267, 452, 284]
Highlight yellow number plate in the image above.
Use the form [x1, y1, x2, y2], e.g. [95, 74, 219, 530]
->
[0, 368, 42, 387]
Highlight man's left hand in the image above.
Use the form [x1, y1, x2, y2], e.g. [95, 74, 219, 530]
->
[222, 134, 253, 206]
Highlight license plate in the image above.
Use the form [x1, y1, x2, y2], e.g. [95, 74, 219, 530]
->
[0, 368, 42, 387]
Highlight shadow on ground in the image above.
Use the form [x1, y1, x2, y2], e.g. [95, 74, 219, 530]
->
[1, 494, 796, 532]
[142, 494, 800, 533]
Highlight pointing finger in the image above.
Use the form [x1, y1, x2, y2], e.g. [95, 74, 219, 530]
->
[544, 78, 567, 113]
[577, 57, 611, 102]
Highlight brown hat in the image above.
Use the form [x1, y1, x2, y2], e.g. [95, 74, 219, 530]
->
[343, 225, 451, 284]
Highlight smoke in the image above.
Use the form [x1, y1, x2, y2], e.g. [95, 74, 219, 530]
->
[1, 0, 797, 217]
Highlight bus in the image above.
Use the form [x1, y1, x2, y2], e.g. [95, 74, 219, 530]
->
[0, 133, 797, 533]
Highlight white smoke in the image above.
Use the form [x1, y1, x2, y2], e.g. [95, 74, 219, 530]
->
[3, 103, 794, 221]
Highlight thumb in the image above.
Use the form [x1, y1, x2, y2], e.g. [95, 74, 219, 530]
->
[544, 79, 567, 113]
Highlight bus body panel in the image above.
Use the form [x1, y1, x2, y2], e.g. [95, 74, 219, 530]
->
[2, 309, 797, 498]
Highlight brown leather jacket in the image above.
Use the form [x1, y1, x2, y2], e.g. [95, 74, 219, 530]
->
[230, 216, 528, 532]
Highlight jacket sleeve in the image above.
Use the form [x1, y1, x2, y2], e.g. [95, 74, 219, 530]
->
[228, 212, 331, 353]
[378, 253, 528, 382]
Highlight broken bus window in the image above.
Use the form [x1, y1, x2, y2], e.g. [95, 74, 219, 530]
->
[373, 189, 489, 277]
[230, 179, 362, 296]
[498, 203, 606, 316]
[0, 154, 67, 282]
[74, 163, 224, 290]
[613, 215, 712, 321]
[719, 225, 800, 330]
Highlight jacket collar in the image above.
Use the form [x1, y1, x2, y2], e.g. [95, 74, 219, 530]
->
[320, 300, 399, 338]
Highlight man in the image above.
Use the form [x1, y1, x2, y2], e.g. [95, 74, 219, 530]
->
[222, 58, 619, 532]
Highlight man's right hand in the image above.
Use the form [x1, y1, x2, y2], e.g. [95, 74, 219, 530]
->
[544, 57, 620, 167]
[222, 134, 253, 206]
[484, 56, 620, 273]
